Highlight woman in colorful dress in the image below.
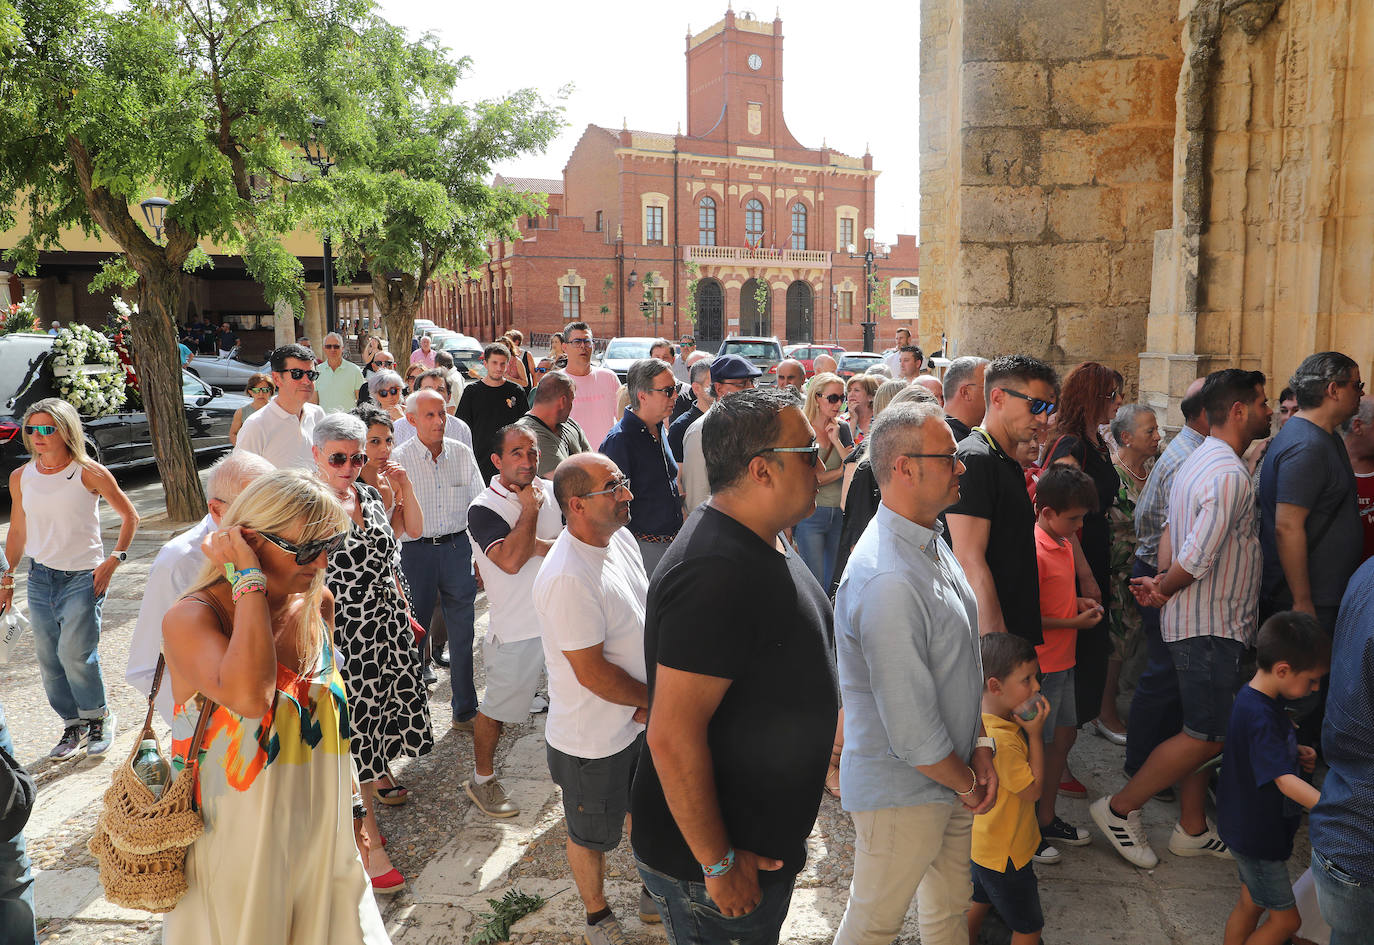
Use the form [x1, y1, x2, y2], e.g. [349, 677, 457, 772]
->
[1102, 403, 1161, 737]
[311, 414, 433, 895]
[160, 469, 389, 945]
[229, 372, 274, 447]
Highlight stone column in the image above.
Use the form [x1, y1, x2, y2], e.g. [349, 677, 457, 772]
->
[301, 284, 326, 351]
[273, 298, 296, 350]
[19, 278, 43, 323]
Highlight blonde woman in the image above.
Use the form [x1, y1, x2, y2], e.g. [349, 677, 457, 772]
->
[504, 329, 536, 390]
[1, 398, 139, 759]
[844, 374, 881, 444]
[229, 372, 274, 447]
[795, 371, 854, 588]
[160, 470, 389, 945]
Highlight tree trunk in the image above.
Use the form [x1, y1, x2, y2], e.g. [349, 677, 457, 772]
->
[373, 272, 420, 377]
[130, 270, 206, 520]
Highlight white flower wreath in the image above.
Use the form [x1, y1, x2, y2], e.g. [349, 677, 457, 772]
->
[51, 324, 127, 418]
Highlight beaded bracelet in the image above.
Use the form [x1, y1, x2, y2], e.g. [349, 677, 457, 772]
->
[231, 577, 267, 602]
[224, 564, 263, 586]
[701, 848, 736, 878]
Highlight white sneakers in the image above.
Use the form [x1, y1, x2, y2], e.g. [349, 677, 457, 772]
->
[1167, 821, 1231, 859]
[1091, 796, 1232, 868]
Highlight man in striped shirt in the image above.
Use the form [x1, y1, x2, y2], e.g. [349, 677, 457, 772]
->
[1093, 369, 1272, 869]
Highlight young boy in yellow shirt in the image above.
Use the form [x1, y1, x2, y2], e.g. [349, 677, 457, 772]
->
[968, 632, 1048, 945]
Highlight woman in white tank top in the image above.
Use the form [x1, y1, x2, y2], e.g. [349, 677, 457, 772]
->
[0, 398, 140, 761]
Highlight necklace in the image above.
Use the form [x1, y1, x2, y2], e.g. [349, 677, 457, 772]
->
[1120, 454, 1149, 482]
[35, 455, 67, 471]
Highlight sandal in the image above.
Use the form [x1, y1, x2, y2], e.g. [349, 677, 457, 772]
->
[375, 785, 409, 806]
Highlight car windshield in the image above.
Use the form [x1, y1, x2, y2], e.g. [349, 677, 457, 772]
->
[723, 342, 780, 359]
[604, 339, 655, 360]
[840, 355, 880, 369]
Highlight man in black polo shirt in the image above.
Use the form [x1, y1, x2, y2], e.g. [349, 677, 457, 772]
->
[456, 343, 528, 482]
[632, 387, 839, 944]
[944, 355, 1059, 645]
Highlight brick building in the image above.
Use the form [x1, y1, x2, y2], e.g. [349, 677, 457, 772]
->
[421, 9, 918, 352]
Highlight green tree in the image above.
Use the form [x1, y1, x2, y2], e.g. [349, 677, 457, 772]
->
[322, 26, 563, 373]
[0, 0, 371, 518]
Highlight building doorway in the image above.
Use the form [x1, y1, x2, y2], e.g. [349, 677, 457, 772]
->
[695, 279, 724, 351]
[785, 281, 813, 344]
[740, 278, 771, 337]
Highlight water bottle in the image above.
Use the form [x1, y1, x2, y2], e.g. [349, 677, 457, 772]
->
[132, 739, 171, 800]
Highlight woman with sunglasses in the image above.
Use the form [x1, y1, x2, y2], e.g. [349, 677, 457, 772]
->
[404, 362, 425, 395]
[1, 399, 139, 760]
[310, 415, 433, 895]
[794, 372, 855, 589]
[367, 370, 405, 423]
[160, 470, 388, 944]
[352, 404, 423, 539]
[229, 372, 275, 447]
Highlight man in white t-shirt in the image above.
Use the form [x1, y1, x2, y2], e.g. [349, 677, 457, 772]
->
[533, 452, 654, 944]
[562, 321, 622, 449]
[234, 343, 325, 470]
[882, 326, 913, 374]
[464, 425, 562, 819]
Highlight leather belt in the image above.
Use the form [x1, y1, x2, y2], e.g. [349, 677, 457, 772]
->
[634, 533, 677, 544]
[416, 530, 465, 545]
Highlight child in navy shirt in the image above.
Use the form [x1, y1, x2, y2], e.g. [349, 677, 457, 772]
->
[1217, 611, 1329, 945]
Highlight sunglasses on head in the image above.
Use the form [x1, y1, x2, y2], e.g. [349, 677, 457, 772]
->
[817, 392, 844, 405]
[24, 424, 57, 436]
[326, 451, 366, 468]
[999, 387, 1057, 416]
[255, 530, 347, 565]
[282, 368, 320, 382]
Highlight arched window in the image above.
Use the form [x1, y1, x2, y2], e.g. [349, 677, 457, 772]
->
[790, 203, 807, 250]
[698, 197, 716, 246]
[745, 199, 764, 246]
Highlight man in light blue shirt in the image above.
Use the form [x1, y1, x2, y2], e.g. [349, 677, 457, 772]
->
[833, 401, 997, 945]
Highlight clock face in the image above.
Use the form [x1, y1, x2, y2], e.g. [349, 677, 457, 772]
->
[748, 53, 762, 71]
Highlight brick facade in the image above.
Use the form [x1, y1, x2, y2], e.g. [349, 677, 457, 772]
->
[422, 10, 918, 352]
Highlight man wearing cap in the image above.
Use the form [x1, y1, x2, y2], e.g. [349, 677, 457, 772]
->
[679, 354, 762, 515]
[672, 337, 696, 384]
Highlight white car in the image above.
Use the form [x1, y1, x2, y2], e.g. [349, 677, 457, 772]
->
[187, 351, 270, 390]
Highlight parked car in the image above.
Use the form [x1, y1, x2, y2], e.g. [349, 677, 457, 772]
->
[836, 352, 886, 379]
[188, 350, 270, 390]
[0, 332, 248, 484]
[782, 344, 846, 376]
[717, 336, 784, 386]
[599, 336, 660, 382]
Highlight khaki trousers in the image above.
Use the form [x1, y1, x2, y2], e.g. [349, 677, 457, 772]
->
[832, 801, 973, 945]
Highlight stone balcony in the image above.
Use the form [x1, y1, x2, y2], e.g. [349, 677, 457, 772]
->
[683, 244, 832, 269]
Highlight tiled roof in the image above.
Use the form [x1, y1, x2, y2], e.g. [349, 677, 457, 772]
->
[493, 175, 564, 194]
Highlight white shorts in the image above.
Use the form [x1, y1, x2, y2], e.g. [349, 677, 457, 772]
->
[479, 635, 545, 724]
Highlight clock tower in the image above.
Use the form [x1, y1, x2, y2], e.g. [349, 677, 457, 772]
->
[684, 9, 804, 151]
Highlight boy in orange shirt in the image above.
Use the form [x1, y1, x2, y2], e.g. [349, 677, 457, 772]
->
[969, 632, 1049, 945]
[1031, 465, 1104, 862]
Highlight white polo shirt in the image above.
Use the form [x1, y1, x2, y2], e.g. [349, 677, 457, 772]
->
[533, 527, 648, 759]
[234, 399, 324, 470]
[467, 476, 563, 643]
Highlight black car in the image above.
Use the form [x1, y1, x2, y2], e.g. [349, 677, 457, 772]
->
[0, 332, 248, 482]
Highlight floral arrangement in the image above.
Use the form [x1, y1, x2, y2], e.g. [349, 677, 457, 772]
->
[106, 297, 141, 409]
[0, 295, 37, 335]
[51, 322, 127, 418]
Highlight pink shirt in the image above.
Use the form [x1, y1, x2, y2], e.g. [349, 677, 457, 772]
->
[568, 366, 623, 449]
[411, 348, 437, 369]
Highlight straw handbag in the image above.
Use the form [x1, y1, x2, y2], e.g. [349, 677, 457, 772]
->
[88, 655, 217, 913]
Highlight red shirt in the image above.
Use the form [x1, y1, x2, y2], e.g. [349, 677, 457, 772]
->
[1034, 525, 1078, 673]
[1357, 472, 1374, 561]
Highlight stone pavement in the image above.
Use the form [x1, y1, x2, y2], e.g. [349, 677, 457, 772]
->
[1, 468, 1291, 944]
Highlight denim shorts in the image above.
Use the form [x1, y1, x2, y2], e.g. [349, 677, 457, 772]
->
[1166, 635, 1247, 742]
[546, 735, 641, 852]
[1037, 668, 1077, 742]
[1233, 850, 1296, 912]
[971, 858, 1043, 934]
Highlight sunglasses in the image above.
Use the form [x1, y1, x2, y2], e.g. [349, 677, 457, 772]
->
[282, 368, 320, 381]
[649, 385, 678, 397]
[581, 475, 631, 498]
[24, 424, 57, 436]
[378, 386, 401, 397]
[255, 530, 347, 565]
[248, 386, 274, 394]
[752, 443, 821, 466]
[567, 338, 593, 347]
[323, 344, 341, 350]
[817, 392, 844, 405]
[999, 387, 1057, 416]
[326, 451, 366, 468]
[536, 367, 549, 374]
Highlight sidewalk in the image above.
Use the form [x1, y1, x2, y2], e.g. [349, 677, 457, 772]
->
[3, 472, 1271, 944]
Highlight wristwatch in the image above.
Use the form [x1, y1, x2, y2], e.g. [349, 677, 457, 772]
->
[975, 736, 996, 756]
[110, 550, 128, 563]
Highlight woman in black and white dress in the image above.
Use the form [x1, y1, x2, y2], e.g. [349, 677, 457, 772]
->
[310, 413, 433, 896]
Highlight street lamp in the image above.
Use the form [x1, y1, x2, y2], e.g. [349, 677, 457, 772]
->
[303, 116, 338, 336]
[140, 197, 172, 242]
[847, 225, 889, 352]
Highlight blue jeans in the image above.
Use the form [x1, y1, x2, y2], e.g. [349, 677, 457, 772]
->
[794, 504, 843, 590]
[1312, 847, 1374, 945]
[637, 860, 794, 945]
[401, 535, 477, 721]
[28, 562, 107, 725]
[0, 703, 37, 945]
[1124, 558, 1181, 776]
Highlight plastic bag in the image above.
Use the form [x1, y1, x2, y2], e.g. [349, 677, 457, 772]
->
[0, 608, 29, 663]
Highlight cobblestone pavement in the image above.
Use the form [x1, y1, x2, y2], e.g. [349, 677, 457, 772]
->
[2, 467, 1294, 944]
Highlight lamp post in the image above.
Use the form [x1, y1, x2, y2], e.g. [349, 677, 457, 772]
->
[303, 116, 337, 337]
[847, 226, 889, 352]
[140, 197, 172, 242]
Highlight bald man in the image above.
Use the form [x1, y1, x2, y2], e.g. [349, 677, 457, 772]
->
[913, 375, 944, 407]
[775, 359, 806, 392]
[812, 353, 838, 377]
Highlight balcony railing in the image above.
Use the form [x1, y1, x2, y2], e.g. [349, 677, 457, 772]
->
[684, 244, 831, 269]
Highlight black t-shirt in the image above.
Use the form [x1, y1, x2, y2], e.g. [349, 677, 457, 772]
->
[666, 404, 703, 463]
[630, 505, 839, 883]
[946, 415, 973, 443]
[943, 428, 1043, 646]
[456, 380, 528, 481]
[670, 387, 695, 424]
[1047, 433, 1115, 591]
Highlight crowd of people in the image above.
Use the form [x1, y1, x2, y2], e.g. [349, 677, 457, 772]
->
[3, 319, 1374, 945]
